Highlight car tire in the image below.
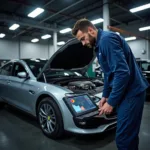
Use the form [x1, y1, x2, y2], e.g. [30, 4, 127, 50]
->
[37, 97, 64, 139]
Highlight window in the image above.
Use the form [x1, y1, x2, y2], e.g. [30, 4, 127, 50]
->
[23, 59, 47, 77]
[12, 63, 27, 77]
[141, 61, 150, 71]
[0, 63, 13, 76]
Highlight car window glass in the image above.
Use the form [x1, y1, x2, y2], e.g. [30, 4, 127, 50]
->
[141, 62, 150, 71]
[12, 63, 27, 77]
[0, 63, 13, 76]
[23, 60, 47, 77]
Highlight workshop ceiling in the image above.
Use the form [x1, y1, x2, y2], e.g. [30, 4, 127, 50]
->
[0, 0, 149, 42]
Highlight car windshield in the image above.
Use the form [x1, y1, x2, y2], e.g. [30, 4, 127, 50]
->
[141, 61, 150, 71]
[23, 59, 83, 78]
[23, 59, 47, 77]
[44, 70, 83, 78]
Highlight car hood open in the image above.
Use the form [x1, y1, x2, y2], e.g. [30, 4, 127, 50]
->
[37, 38, 96, 80]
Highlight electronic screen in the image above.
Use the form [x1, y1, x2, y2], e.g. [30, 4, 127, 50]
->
[66, 94, 97, 114]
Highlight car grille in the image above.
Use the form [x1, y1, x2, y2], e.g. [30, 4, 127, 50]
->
[74, 116, 117, 129]
[105, 112, 117, 119]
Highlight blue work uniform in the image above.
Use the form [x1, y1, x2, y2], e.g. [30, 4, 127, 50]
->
[95, 29, 149, 150]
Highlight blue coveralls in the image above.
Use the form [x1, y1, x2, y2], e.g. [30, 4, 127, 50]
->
[95, 29, 149, 150]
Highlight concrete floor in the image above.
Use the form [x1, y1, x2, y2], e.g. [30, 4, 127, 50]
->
[0, 101, 150, 150]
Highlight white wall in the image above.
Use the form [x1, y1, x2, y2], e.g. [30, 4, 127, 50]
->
[0, 31, 149, 61]
[0, 39, 60, 60]
[0, 39, 19, 59]
[20, 41, 49, 59]
[127, 39, 149, 59]
[116, 21, 150, 59]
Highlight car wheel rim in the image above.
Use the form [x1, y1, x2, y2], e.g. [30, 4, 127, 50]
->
[39, 103, 56, 134]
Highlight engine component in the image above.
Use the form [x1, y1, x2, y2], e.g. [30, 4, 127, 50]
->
[92, 79, 103, 86]
[68, 81, 96, 90]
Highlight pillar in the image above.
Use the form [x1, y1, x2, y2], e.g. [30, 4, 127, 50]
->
[53, 24, 57, 53]
[103, 0, 110, 31]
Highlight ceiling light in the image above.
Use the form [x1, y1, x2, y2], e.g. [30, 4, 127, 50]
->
[130, 3, 150, 13]
[28, 8, 44, 18]
[125, 36, 136, 41]
[41, 34, 51, 39]
[59, 28, 72, 34]
[31, 38, 39, 43]
[57, 41, 65, 45]
[139, 26, 150, 31]
[0, 33, 5, 38]
[9, 24, 20, 30]
[91, 18, 104, 25]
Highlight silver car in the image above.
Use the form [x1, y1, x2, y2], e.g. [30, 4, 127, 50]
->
[0, 39, 117, 139]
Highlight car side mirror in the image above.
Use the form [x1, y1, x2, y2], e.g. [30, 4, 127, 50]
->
[17, 72, 29, 79]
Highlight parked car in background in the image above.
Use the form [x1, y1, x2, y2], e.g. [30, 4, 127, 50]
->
[136, 58, 150, 95]
[0, 59, 10, 67]
[0, 39, 117, 139]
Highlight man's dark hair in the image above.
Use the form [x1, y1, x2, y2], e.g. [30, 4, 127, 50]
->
[72, 18, 96, 37]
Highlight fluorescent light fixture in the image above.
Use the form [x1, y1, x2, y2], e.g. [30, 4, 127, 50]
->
[31, 38, 39, 43]
[91, 18, 104, 25]
[59, 28, 71, 34]
[57, 41, 65, 46]
[139, 26, 150, 31]
[9, 24, 20, 30]
[125, 36, 136, 41]
[0, 33, 5, 38]
[41, 34, 51, 39]
[28, 8, 44, 18]
[130, 3, 150, 13]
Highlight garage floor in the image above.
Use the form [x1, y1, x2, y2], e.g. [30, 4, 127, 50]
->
[0, 101, 150, 150]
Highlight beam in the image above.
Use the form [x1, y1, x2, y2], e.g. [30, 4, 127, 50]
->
[8, 0, 78, 20]
[8, 0, 84, 38]
[108, 26, 150, 41]
[55, 0, 103, 24]
[43, 0, 55, 8]
[0, 13, 59, 31]
[113, 3, 143, 21]
[40, 0, 84, 23]
[110, 18, 126, 26]
[55, 1, 126, 26]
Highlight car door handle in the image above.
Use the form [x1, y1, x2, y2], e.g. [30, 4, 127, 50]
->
[29, 90, 35, 95]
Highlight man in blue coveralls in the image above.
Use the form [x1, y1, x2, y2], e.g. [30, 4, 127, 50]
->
[72, 18, 149, 150]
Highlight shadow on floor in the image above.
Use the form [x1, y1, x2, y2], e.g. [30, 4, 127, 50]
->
[58, 129, 116, 150]
[1, 104, 116, 150]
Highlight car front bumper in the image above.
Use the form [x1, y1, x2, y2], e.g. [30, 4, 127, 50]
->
[66, 120, 117, 134]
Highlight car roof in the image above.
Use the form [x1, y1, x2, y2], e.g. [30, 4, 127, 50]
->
[7, 58, 48, 63]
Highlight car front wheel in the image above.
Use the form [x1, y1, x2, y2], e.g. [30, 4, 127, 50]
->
[37, 97, 64, 139]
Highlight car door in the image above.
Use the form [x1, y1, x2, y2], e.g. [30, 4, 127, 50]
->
[7, 62, 37, 113]
[0, 62, 13, 101]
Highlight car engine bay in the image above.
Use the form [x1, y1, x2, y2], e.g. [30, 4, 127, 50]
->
[49, 77, 104, 95]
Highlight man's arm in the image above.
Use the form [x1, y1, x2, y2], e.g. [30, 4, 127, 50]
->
[102, 74, 111, 98]
[100, 34, 130, 107]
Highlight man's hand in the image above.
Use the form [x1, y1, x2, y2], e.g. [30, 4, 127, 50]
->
[99, 102, 113, 115]
[99, 97, 108, 108]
